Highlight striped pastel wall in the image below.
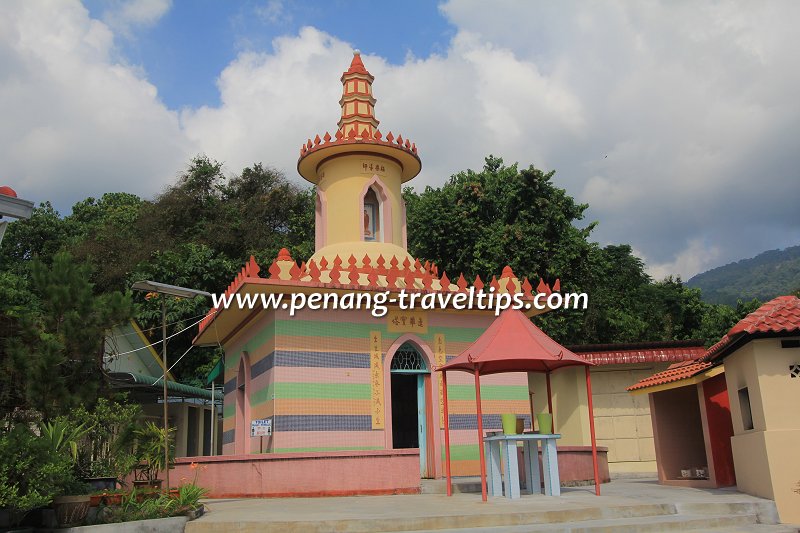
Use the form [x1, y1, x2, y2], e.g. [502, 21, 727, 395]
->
[220, 306, 531, 475]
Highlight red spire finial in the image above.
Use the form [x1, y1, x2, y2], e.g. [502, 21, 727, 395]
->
[344, 50, 371, 77]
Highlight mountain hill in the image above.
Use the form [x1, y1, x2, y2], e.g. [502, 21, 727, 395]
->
[687, 245, 800, 305]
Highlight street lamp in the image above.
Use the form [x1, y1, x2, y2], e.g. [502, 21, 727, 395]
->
[131, 281, 211, 491]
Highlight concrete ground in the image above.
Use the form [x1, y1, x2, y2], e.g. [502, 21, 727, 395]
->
[186, 478, 799, 533]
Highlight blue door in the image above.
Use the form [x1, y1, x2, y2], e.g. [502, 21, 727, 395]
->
[417, 375, 427, 477]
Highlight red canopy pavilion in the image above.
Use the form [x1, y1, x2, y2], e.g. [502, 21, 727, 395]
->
[437, 308, 601, 501]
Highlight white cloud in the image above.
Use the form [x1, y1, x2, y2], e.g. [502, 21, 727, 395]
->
[0, 0, 194, 210]
[1, 0, 798, 280]
[101, 0, 171, 37]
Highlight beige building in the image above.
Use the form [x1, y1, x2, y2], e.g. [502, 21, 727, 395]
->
[629, 295, 800, 524]
[528, 340, 705, 475]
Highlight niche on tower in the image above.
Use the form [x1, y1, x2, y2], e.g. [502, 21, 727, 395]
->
[360, 176, 392, 243]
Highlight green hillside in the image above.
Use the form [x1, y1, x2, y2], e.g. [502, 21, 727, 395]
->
[687, 245, 800, 305]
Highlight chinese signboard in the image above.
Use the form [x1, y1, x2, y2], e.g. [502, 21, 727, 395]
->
[370, 331, 384, 429]
[387, 309, 428, 334]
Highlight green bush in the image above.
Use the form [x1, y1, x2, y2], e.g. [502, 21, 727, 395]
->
[0, 424, 74, 520]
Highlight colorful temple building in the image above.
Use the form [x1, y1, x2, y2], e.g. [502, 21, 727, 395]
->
[193, 52, 549, 479]
[190, 53, 712, 489]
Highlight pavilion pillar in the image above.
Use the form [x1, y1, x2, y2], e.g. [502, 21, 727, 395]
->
[546, 371, 555, 432]
[474, 366, 487, 502]
[585, 366, 601, 496]
[442, 371, 452, 496]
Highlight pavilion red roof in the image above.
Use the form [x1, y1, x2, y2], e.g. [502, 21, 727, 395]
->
[704, 295, 800, 361]
[439, 308, 592, 375]
[569, 340, 706, 365]
[626, 360, 713, 391]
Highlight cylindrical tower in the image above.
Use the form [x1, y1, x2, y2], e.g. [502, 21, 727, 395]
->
[297, 51, 421, 267]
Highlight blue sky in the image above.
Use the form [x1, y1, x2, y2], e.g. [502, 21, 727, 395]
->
[83, 1, 455, 109]
[1, 1, 798, 279]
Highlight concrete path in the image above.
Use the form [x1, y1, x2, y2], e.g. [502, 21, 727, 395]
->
[186, 479, 798, 533]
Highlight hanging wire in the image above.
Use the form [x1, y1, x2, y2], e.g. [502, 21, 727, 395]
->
[104, 310, 217, 361]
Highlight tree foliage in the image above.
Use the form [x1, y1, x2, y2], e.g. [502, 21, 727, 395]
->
[0, 152, 766, 402]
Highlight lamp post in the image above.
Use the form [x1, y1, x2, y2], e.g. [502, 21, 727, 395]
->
[131, 281, 211, 491]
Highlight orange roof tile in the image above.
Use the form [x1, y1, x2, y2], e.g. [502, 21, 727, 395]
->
[626, 360, 713, 391]
[704, 295, 800, 361]
[570, 340, 705, 366]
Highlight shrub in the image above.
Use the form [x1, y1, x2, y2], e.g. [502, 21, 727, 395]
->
[0, 424, 74, 522]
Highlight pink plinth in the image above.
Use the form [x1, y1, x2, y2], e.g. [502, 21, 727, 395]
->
[169, 449, 421, 498]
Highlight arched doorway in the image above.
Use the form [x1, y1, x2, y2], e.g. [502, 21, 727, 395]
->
[390, 342, 431, 477]
[234, 353, 251, 455]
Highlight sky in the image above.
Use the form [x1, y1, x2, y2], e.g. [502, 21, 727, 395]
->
[1, 0, 798, 280]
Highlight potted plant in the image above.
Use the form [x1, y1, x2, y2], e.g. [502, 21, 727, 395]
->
[74, 399, 140, 491]
[52, 478, 92, 528]
[40, 418, 94, 527]
[133, 421, 175, 490]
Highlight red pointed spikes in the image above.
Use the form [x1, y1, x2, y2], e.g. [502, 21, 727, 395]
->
[348, 264, 360, 285]
[300, 147, 306, 156]
[473, 275, 484, 292]
[289, 262, 301, 280]
[553, 279, 561, 292]
[404, 139, 411, 149]
[376, 254, 386, 270]
[361, 127, 372, 139]
[402, 257, 411, 270]
[348, 254, 357, 267]
[323, 132, 332, 143]
[329, 263, 342, 285]
[411, 143, 417, 154]
[362, 254, 371, 269]
[386, 132, 394, 143]
[506, 276, 518, 293]
[424, 260, 430, 272]
[440, 271, 451, 291]
[367, 269, 379, 287]
[457, 273, 468, 292]
[333, 255, 343, 269]
[268, 260, 281, 279]
[250, 255, 260, 277]
[309, 261, 321, 282]
[306, 139, 313, 150]
[319, 256, 329, 271]
[385, 268, 398, 289]
[314, 134, 321, 146]
[374, 129, 382, 140]
[277, 248, 292, 262]
[389, 256, 398, 269]
[489, 276, 500, 292]
[521, 277, 533, 299]
[396, 134, 403, 146]
[335, 129, 344, 140]
[537, 278, 548, 295]
[501, 265, 514, 279]
[347, 127, 357, 139]
[403, 269, 416, 290]
[422, 271, 433, 291]
[414, 258, 423, 272]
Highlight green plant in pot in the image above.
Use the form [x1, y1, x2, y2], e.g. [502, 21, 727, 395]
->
[134, 421, 175, 490]
[41, 418, 94, 527]
[72, 399, 141, 491]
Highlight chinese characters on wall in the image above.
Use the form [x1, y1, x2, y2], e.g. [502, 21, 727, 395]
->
[387, 309, 428, 334]
[370, 331, 384, 429]
[435, 334, 446, 428]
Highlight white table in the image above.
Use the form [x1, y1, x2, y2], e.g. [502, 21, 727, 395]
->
[483, 433, 561, 498]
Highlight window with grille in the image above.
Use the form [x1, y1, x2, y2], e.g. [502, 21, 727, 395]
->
[390, 343, 426, 372]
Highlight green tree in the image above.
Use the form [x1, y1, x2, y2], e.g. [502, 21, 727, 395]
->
[3, 253, 132, 420]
